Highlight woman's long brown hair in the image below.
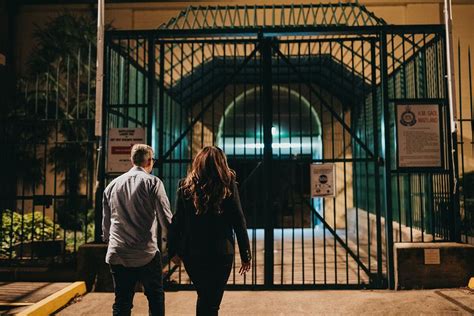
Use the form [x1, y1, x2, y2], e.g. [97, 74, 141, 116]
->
[181, 146, 235, 215]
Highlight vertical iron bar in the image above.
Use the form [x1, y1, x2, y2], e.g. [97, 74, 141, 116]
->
[155, 41, 163, 179]
[371, 39, 383, 286]
[178, 41, 185, 284]
[242, 42, 248, 286]
[211, 43, 216, 147]
[401, 35, 414, 242]
[42, 74, 49, 243]
[277, 44, 284, 285]
[393, 34, 402, 242]
[252, 42, 258, 286]
[201, 43, 205, 150]
[143, 38, 147, 126]
[380, 31, 395, 289]
[362, 40, 371, 278]
[329, 40, 337, 285]
[232, 42, 237, 284]
[77, 48, 81, 119]
[262, 36, 274, 287]
[470, 46, 474, 154]
[168, 44, 174, 199]
[458, 41, 465, 242]
[320, 40, 327, 285]
[354, 39, 362, 283]
[298, 41, 305, 285]
[420, 174, 425, 241]
[288, 41, 295, 285]
[341, 40, 349, 284]
[468, 46, 474, 242]
[308, 40, 316, 285]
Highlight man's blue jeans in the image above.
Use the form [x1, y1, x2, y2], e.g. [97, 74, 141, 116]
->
[110, 253, 164, 316]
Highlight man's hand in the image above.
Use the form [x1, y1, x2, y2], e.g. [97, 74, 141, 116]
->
[239, 260, 251, 275]
[171, 255, 181, 266]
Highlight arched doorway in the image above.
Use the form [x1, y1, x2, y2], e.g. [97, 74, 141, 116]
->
[216, 85, 323, 228]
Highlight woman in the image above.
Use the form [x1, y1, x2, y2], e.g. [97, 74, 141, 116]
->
[168, 146, 252, 316]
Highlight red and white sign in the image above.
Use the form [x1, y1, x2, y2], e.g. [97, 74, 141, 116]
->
[107, 128, 146, 173]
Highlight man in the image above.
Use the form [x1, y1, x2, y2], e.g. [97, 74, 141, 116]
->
[102, 144, 172, 316]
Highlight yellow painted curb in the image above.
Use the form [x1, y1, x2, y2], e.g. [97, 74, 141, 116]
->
[469, 277, 474, 290]
[17, 281, 87, 316]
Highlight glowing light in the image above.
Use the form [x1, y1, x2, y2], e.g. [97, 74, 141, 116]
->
[219, 137, 323, 157]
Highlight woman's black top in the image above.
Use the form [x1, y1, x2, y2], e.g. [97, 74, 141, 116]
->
[168, 180, 252, 263]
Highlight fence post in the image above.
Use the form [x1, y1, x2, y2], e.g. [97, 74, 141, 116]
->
[371, 38, 384, 287]
[380, 30, 395, 289]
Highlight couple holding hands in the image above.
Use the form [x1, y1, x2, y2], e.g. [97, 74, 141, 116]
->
[102, 144, 252, 316]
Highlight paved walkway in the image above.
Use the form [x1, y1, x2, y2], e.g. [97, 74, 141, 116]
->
[58, 288, 474, 315]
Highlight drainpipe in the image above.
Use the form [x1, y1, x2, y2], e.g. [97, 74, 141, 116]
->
[95, 0, 105, 138]
[94, 0, 105, 243]
[443, 0, 460, 242]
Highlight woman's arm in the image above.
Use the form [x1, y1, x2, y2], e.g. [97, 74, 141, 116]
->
[229, 181, 252, 265]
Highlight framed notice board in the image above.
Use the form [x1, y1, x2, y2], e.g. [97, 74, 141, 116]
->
[395, 101, 444, 172]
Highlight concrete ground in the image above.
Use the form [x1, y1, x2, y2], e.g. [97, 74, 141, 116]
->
[0, 282, 72, 315]
[57, 289, 474, 315]
[169, 228, 376, 286]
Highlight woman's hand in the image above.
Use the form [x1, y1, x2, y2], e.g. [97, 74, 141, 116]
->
[239, 260, 251, 275]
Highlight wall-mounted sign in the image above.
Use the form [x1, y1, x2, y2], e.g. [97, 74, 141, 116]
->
[424, 248, 441, 265]
[396, 103, 443, 169]
[107, 128, 146, 173]
[310, 163, 336, 197]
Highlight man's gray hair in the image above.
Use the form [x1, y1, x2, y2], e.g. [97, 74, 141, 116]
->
[130, 144, 154, 166]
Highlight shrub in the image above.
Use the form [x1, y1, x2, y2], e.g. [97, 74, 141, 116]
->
[1, 209, 61, 258]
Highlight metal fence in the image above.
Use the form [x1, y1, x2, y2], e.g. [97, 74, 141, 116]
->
[457, 42, 474, 244]
[101, 18, 455, 289]
[0, 2, 471, 291]
[354, 31, 456, 243]
[0, 45, 97, 265]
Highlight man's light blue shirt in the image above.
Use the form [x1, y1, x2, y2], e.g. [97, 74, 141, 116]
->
[102, 166, 173, 267]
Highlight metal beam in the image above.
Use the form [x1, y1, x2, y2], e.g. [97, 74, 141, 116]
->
[107, 25, 445, 40]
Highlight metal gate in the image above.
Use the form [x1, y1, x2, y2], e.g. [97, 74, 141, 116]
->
[102, 4, 456, 290]
[0, 46, 97, 266]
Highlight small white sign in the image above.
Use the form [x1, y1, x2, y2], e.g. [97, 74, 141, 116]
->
[397, 104, 442, 168]
[107, 128, 146, 173]
[424, 248, 441, 265]
[310, 163, 336, 197]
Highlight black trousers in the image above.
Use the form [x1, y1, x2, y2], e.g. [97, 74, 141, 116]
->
[183, 255, 233, 316]
[110, 253, 164, 316]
